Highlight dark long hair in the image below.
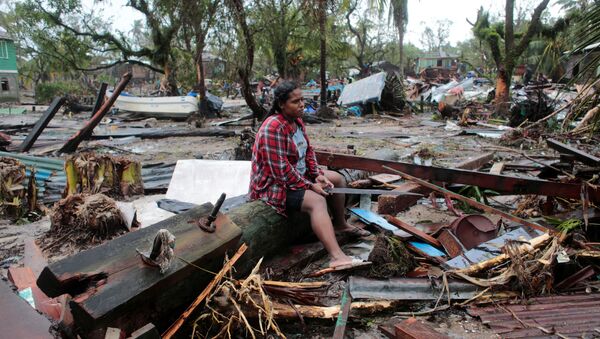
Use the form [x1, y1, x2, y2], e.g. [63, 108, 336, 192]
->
[266, 81, 299, 118]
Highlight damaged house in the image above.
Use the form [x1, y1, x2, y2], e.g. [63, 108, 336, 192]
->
[0, 27, 19, 103]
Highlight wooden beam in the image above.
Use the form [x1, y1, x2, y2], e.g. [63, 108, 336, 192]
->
[332, 285, 352, 339]
[315, 151, 598, 202]
[18, 97, 66, 153]
[547, 138, 600, 166]
[383, 215, 442, 248]
[36, 202, 242, 333]
[90, 83, 108, 119]
[489, 162, 505, 175]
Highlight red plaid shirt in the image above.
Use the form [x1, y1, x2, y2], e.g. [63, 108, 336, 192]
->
[249, 114, 323, 215]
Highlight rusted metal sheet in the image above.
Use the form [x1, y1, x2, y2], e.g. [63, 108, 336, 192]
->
[395, 317, 449, 339]
[555, 265, 596, 290]
[315, 151, 600, 202]
[468, 294, 600, 338]
[547, 138, 600, 166]
[449, 214, 498, 250]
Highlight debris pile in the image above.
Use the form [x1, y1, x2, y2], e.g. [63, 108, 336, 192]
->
[64, 152, 144, 198]
[42, 193, 128, 254]
[0, 157, 37, 218]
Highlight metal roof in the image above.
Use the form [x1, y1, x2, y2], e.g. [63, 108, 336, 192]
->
[0, 27, 13, 40]
[468, 293, 600, 338]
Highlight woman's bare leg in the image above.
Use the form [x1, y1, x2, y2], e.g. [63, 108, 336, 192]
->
[323, 169, 358, 231]
[301, 190, 352, 267]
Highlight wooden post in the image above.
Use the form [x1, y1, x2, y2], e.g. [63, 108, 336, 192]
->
[18, 97, 66, 153]
[59, 73, 132, 153]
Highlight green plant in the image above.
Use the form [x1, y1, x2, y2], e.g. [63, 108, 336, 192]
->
[457, 185, 499, 213]
[545, 216, 582, 233]
[35, 81, 86, 104]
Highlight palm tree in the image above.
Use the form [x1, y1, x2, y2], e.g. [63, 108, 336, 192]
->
[371, 0, 408, 78]
[565, 1, 600, 133]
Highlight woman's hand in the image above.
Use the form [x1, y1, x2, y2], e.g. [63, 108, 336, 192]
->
[310, 183, 330, 197]
[310, 175, 333, 197]
[315, 175, 334, 190]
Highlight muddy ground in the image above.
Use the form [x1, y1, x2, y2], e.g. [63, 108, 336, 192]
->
[0, 104, 539, 338]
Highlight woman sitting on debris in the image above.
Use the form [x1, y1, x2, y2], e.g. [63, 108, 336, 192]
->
[249, 81, 369, 270]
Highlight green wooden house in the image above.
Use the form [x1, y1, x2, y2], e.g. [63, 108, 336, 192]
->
[0, 28, 19, 103]
[415, 50, 458, 74]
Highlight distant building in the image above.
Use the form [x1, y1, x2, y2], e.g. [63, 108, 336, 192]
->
[110, 63, 158, 84]
[415, 50, 458, 74]
[0, 27, 19, 102]
[201, 52, 225, 79]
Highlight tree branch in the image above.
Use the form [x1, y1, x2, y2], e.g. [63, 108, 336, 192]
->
[513, 0, 550, 58]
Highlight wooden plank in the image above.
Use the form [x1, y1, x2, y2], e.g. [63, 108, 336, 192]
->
[383, 215, 442, 248]
[37, 203, 242, 333]
[90, 83, 108, 119]
[453, 152, 495, 170]
[489, 162, 505, 175]
[369, 173, 401, 184]
[315, 151, 598, 202]
[332, 285, 352, 339]
[17, 97, 66, 153]
[547, 138, 600, 166]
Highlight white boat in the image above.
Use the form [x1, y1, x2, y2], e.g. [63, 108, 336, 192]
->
[106, 90, 198, 119]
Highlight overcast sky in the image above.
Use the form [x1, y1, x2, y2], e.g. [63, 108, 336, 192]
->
[86, 0, 565, 49]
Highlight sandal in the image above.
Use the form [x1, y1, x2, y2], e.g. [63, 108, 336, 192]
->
[335, 226, 371, 237]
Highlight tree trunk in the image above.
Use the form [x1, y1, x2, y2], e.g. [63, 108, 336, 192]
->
[397, 19, 405, 78]
[227, 0, 267, 123]
[162, 63, 179, 96]
[318, 0, 327, 109]
[274, 46, 287, 79]
[195, 38, 213, 118]
[494, 67, 510, 115]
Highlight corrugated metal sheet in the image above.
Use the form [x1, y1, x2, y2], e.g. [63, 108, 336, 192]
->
[468, 294, 600, 338]
[0, 151, 174, 203]
[337, 72, 387, 106]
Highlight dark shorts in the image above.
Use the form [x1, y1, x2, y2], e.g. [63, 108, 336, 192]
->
[286, 190, 306, 212]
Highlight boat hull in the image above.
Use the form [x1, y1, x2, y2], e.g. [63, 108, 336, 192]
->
[107, 91, 198, 118]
